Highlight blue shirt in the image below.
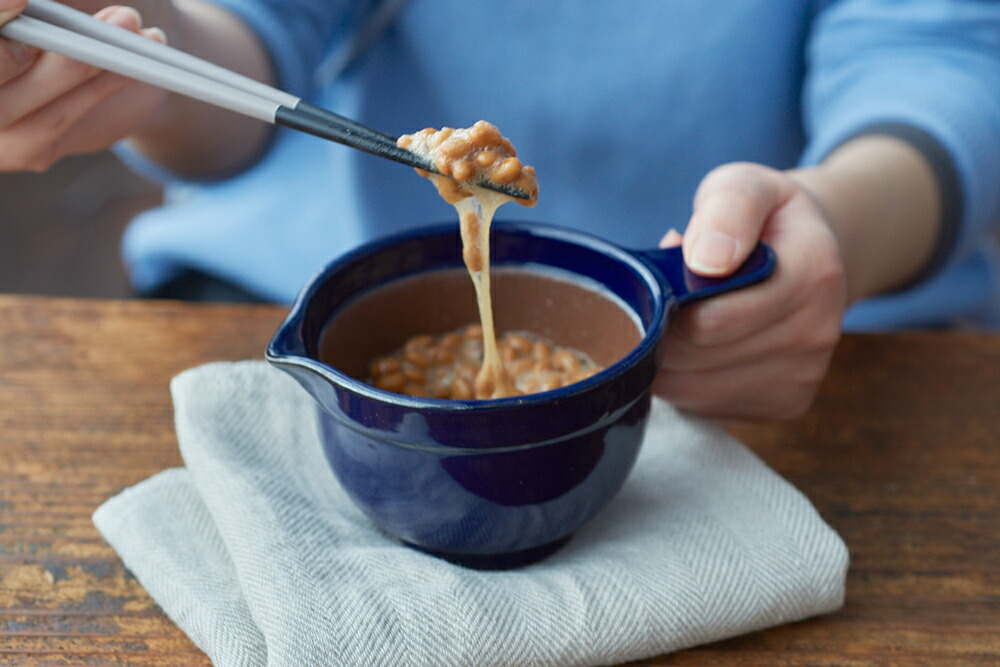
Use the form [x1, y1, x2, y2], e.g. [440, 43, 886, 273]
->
[119, 0, 1000, 329]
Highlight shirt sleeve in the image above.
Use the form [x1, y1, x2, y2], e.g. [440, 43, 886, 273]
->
[204, 0, 378, 99]
[113, 0, 379, 183]
[799, 0, 1000, 274]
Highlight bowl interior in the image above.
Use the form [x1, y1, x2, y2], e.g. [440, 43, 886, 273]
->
[320, 266, 644, 383]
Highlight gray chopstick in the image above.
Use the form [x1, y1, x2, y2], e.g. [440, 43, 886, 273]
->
[1, 14, 280, 122]
[2, 3, 404, 149]
[14, 0, 404, 149]
[0, 3, 528, 198]
[12, 2, 403, 146]
[23, 0, 299, 109]
[0, 14, 437, 171]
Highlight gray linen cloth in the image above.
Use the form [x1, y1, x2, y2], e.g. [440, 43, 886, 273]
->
[93, 360, 848, 667]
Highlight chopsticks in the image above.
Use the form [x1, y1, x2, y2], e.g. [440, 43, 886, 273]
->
[0, 0, 530, 199]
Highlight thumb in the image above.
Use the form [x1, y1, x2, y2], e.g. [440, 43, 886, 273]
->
[0, 0, 27, 26]
[683, 162, 794, 276]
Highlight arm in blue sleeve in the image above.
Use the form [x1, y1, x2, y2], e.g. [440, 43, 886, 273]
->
[204, 0, 377, 99]
[114, 0, 377, 183]
[800, 0, 1000, 279]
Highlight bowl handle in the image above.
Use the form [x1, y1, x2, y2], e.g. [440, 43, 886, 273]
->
[634, 242, 776, 308]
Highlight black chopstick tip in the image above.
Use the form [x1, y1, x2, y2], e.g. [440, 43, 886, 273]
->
[475, 179, 532, 201]
[274, 104, 530, 200]
[416, 164, 531, 201]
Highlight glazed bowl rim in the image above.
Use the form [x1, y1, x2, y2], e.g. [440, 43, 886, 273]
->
[265, 220, 670, 413]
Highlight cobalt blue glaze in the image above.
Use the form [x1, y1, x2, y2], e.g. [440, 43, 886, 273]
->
[266, 221, 775, 569]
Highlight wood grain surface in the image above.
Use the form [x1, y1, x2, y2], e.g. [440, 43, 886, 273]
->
[1, 295, 998, 665]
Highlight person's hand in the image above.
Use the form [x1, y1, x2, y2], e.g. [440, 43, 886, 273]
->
[654, 162, 848, 420]
[0, 0, 25, 25]
[0, 1, 168, 172]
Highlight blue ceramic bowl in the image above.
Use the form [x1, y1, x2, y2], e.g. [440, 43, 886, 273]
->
[266, 221, 774, 569]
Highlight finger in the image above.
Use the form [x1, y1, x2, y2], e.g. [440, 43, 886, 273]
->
[141, 25, 167, 45]
[0, 71, 130, 170]
[0, 0, 37, 84]
[668, 186, 843, 347]
[0, 20, 165, 171]
[683, 162, 796, 276]
[55, 72, 166, 156]
[0, 6, 142, 129]
[664, 243, 805, 350]
[660, 301, 796, 372]
[666, 263, 796, 348]
[661, 281, 842, 374]
[653, 348, 834, 421]
[0, 38, 38, 86]
[659, 228, 683, 248]
[0, 64, 165, 171]
[0, 0, 27, 24]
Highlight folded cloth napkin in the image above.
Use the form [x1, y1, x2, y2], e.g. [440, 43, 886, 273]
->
[94, 361, 848, 667]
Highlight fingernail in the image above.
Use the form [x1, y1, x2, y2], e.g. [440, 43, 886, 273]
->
[689, 230, 737, 274]
[659, 228, 683, 248]
[143, 26, 167, 44]
[102, 5, 142, 27]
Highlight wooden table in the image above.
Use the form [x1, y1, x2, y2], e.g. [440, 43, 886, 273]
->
[2, 294, 997, 665]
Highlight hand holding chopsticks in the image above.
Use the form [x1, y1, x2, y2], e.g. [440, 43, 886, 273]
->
[0, 0, 530, 199]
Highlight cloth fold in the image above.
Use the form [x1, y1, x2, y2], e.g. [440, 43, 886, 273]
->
[94, 361, 848, 667]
